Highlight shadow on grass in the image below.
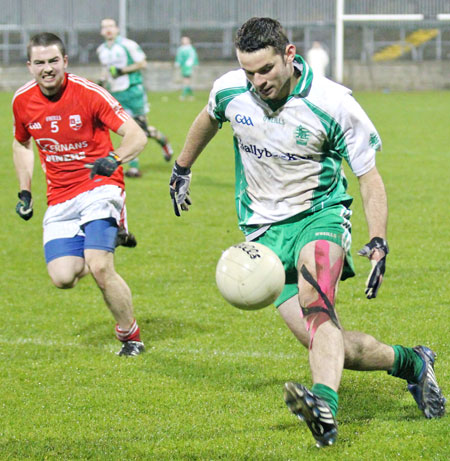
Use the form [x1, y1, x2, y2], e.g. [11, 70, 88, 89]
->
[141, 315, 210, 341]
[243, 378, 287, 392]
[75, 315, 210, 346]
[339, 379, 424, 423]
[274, 379, 424, 440]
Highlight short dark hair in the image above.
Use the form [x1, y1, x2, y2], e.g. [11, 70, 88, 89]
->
[27, 33, 66, 60]
[235, 17, 289, 55]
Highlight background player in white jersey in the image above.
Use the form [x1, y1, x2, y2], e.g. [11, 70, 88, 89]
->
[306, 41, 329, 78]
[13, 32, 147, 356]
[97, 18, 173, 177]
[169, 18, 445, 447]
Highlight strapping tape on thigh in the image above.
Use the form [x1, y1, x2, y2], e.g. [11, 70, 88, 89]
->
[300, 264, 340, 330]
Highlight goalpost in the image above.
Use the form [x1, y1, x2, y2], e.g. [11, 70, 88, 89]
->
[334, 0, 450, 83]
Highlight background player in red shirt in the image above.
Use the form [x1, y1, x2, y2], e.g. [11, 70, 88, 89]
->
[12, 32, 148, 356]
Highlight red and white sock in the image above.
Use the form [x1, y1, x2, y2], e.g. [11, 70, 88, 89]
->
[115, 319, 141, 343]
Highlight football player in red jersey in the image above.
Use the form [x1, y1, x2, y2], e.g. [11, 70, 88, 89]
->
[12, 32, 147, 356]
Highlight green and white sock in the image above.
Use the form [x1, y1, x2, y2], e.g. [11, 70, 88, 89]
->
[388, 345, 424, 383]
[155, 134, 168, 147]
[311, 383, 339, 417]
[129, 158, 139, 169]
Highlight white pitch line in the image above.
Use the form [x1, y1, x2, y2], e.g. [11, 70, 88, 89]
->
[0, 337, 303, 360]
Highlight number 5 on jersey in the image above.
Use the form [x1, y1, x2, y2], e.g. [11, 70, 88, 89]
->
[50, 120, 59, 133]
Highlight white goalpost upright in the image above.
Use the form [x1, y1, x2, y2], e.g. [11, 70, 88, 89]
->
[334, 0, 450, 83]
[335, 0, 345, 84]
[118, 0, 128, 37]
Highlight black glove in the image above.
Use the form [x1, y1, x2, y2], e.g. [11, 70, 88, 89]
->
[85, 152, 121, 179]
[169, 161, 192, 217]
[358, 237, 389, 299]
[109, 66, 123, 78]
[115, 225, 137, 248]
[16, 190, 33, 221]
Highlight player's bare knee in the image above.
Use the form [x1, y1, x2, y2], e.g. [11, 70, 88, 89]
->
[86, 257, 114, 288]
[302, 312, 337, 350]
[298, 263, 341, 346]
[298, 287, 318, 312]
[299, 283, 340, 348]
[303, 311, 337, 333]
[47, 256, 86, 289]
[49, 272, 78, 289]
[342, 330, 372, 369]
[87, 260, 107, 279]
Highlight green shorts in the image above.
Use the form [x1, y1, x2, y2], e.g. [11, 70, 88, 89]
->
[250, 204, 355, 307]
[181, 69, 193, 78]
[112, 84, 149, 117]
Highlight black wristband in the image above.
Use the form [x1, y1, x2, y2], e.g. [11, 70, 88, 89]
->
[174, 161, 191, 175]
[109, 152, 122, 165]
[370, 237, 389, 255]
[18, 190, 32, 201]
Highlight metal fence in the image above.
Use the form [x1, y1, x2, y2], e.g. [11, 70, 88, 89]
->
[1, 0, 450, 66]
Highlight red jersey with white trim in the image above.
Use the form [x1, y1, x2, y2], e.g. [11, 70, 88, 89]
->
[12, 73, 131, 205]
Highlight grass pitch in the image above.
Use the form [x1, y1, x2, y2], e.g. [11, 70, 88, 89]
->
[0, 89, 448, 460]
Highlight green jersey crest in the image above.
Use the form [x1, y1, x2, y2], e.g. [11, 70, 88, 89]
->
[295, 124, 311, 146]
[369, 132, 381, 149]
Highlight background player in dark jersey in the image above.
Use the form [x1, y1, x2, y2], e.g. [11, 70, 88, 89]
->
[13, 33, 147, 356]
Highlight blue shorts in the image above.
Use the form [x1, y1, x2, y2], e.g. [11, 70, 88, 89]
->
[44, 218, 118, 264]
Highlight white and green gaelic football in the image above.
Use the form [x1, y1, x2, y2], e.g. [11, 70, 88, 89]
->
[215, 242, 285, 310]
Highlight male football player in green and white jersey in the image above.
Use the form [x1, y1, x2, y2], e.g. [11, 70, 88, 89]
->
[175, 36, 199, 100]
[170, 18, 445, 447]
[97, 18, 173, 177]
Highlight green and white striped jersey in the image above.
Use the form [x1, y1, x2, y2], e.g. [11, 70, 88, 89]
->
[207, 55, 381, 230]
[97, 36, 145, 92]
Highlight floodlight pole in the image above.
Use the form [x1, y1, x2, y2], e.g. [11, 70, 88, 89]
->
[335, 0, 344, 83]
[119, 0, 127, 37]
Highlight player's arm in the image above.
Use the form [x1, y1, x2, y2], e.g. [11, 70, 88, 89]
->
[358, 166, 387, 240]
[170, 106, 219, 217]
[177, 106, 219, 168]
[13, 138, 34, 192]
[336, 93, 387, 298]
[13, 138, 34, 220]
[357, 166, 389, 299]
[122, 59, 147, 73]
[114, 118, 148, 163]
[86, 118, 147, 179]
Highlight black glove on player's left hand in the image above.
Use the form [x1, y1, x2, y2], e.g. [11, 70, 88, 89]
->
[169, 161, 192, 217]
[358, 237, 389, 299]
